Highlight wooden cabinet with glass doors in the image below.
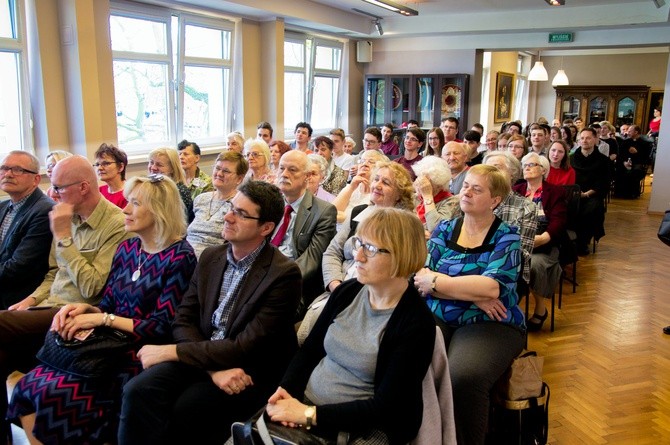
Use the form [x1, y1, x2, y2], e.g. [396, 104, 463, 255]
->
[365, 74, 469, 131]
[554, 85, 650, 129]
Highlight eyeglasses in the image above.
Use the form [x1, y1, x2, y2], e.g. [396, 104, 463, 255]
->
[225, 201, 261, 220]
[523, 163, 541, 169]
[362, 138, 378, 145]
[0, 165, 38, 175]
[405, 136, 420, 143]
[214, 166, 235, 175]
[352, 236, 390, 258]
[508, 144, 525, 150]
[92, 161, 117, 168]
[428, 137, 440, 141]
[245, 152, 262, 159]
[357, 158, 377, 166]
[51, 181, 83, 194]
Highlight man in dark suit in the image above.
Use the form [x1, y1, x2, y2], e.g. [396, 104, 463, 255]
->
[0, 151, 54, 309]
[614, 125, 652, 198]
[273, 150, 337, 317]
[118, 181, 302, 445]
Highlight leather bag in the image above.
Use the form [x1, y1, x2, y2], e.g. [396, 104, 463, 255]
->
[658, 210, 670, 246]
[36, 327, 132, 379]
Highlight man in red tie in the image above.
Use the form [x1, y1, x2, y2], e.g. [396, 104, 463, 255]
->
[274, 150, 337, 318]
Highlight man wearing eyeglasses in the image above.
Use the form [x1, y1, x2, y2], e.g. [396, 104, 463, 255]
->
[0, 154, 128, 443]
[0, 151, 54, 310]
[119, 180, 302, 445]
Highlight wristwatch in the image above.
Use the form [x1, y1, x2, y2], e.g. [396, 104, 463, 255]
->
[57, 237, 73, 248]
[304, 406, 316, 430]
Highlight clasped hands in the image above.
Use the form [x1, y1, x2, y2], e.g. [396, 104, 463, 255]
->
[266, 387, 309, 428]
[50, 303, 101, 340]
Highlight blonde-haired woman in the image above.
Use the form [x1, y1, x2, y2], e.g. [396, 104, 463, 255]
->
[148, 147, 194, 222]
[8, 175, 197, 444]
[45, 150, 73, 201]
[268, 207, 435, 445]
[244, 138, 275, 184]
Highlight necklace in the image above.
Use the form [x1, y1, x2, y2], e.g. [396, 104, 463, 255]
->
[206, 192, 235, 220]
[132, 248, 153, 282]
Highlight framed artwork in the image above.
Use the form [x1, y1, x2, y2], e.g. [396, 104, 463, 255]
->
[494, 72, 515, 123]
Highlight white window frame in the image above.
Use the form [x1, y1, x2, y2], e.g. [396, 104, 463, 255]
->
[0, 0, 33, 156]
[110, 1, 234, 157]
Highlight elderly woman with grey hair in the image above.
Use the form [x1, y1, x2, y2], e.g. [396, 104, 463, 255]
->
[412, 156, 459, 232]
[513, 152, 567, 331]
[244, 138, 275, 184]
[227, 131, 244, 153]
[306, 153, 335, 203]
[483, 151, 538, 286]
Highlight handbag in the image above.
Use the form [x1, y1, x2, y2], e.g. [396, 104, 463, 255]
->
[496, 350, 544, 401]
[489, 383, 550, 445]
[36, 327, 132, 379]
[658, 210, 670, 246]
[231, 407, 348, 445]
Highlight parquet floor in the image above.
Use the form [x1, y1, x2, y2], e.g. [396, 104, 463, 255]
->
[526, 176, 670, 444]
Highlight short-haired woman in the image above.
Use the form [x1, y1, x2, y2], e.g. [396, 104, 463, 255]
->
[178, 139, 214, 200]
[268, 207, 435, 445]
[412, 156, 458, 232]
[415, 165, 525, 445]
[8, 175, 197, 444]
[244, 138, 275, 184]
[95, 143, 129, 208]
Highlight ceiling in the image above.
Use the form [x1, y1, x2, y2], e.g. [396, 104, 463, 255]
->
[143, 0, 670, 53]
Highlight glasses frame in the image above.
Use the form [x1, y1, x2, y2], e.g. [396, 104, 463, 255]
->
[0, 165, 39, 175]
[51, 181, 83, 194]
[351, 236, 391, 258]
[92, 161, 118, 168]
[225, 200, 261, 221]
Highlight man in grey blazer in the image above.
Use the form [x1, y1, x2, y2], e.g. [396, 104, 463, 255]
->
[119, 181, 302, 445]
[0, 151, 54, 309]
[272, 150, 337, 318]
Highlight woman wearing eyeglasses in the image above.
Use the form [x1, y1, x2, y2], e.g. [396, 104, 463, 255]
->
[94, 143, 128, 208]
[8, 175, 197, 445]
[414, 164, 525, 445]
[267, 207, 435, 445]
[514, 153, 567, 331]
[244, 138, 275, 185]
[424, 127, 445, 157]
[187, 151, 248, 259]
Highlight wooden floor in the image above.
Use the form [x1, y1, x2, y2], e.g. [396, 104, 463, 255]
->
[526, 175, 670, 444]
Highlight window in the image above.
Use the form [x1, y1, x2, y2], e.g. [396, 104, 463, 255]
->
[0, 0, 31, 156]
[284, 33, 342, 135]
[111, 4, 233, 154]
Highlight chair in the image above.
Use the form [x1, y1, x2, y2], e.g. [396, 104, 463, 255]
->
[558, 184, 581, 309]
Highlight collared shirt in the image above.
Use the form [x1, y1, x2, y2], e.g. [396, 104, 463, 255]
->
[275, 192, 306, 260]
[32, 197, 129, 306]
[494, 192, 538, 283]
[0, 194, 30, 243]
[211, 240, 266, 340]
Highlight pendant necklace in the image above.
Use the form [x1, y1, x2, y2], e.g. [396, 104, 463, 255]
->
[132, 248, 152, 282]
[207, 192, 236, 220]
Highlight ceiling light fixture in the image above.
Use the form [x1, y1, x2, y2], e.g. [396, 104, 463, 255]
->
[544, 0, 565, 5]
[528, 53, 549, 81]
[361, 0, 419, 16]
[552, 57, 570, 86]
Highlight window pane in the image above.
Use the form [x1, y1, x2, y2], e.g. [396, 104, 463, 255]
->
[311, 76, 338, 130]
[284, 41, 304, 68]
[314, 46, 340, 71]
[0, 51, 22, 154]
[183, 66, 228, 140]
[110, 16, 167, 54]
[113, 61, 170, 145]
[0, 0, 15, 39]
[185, 25, 226, 59]
[284, 72, 305, 129]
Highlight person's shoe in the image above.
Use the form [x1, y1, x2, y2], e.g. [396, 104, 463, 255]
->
[663, 326, 670, 335]
[526, 310, 548, 332]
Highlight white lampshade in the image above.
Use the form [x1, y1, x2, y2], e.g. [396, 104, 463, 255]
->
[528, 61, 549, 81]
[552, 69, 570, 86]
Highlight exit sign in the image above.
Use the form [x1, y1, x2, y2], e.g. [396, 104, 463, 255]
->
[549, 32, 573, 43]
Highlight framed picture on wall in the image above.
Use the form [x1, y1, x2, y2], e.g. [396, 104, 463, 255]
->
[494, 72, 515, 123]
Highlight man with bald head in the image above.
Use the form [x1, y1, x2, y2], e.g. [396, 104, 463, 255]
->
[0, 151, 54, 310]
[274, 150, 336, 318]
[442, 141, 470, 194]
[0, 155, 128, 441]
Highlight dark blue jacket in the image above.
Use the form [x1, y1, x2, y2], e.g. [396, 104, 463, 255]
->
[0, 187, 54, 308]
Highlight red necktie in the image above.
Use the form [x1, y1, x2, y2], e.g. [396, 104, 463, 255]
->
[271, 205, 293, 247]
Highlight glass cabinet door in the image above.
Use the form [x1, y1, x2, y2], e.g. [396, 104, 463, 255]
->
[365, 77, 386, 128]
[616, 97, 635, 126]
[389, 77, 410, 128]
[588, 96, 607, 125]
[415, 77, 434, 128]
[439, 75, 468, 122]
[561, 96, 580, 122]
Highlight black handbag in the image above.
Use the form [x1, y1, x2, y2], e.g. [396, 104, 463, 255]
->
[36, 327, 132, 379]
[488, 382, 550, 445]
[231, 407, 348, 445]
[658, 210, 670, 246]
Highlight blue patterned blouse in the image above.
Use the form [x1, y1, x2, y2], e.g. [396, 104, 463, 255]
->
[425, 217, 525, 328]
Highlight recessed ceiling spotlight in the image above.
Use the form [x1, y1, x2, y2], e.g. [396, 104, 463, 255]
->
[545, 0, 565, 5]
